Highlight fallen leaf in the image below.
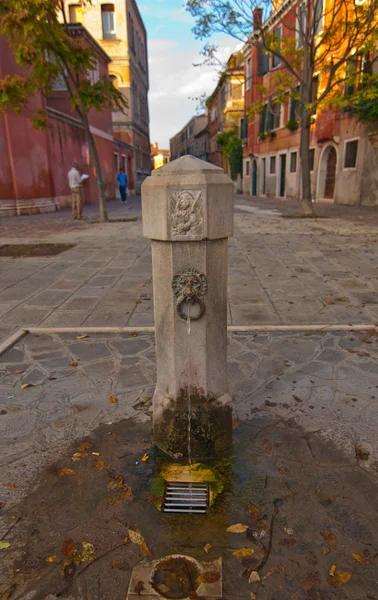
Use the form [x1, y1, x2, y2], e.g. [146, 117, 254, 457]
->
[329, 565, 337, 576]
[5, 483, 17, 489]
[95, 460, 105, 471]
[352, 553, 369, 565]
[327, 570, 352, 588]
[300, 572, 321, 590]
[79, 541, 95, 562]
[140, 396, 151, 403]
[146, 494, 163, 504]
[134, 300, 141, 304]
[319, 496, 335, 506]
[227, 523, 249, 534]
[233, 548, 255, 558]
[0, 502, 5, 509]
[141, 541, 152, 556]
[21, 383, 35, 389]
[76, 334, 89, 340]
[263, 565, 285, 579]
[109, 396, 117, 404]
[247, 504, 260, 520]
[355, 445, 370, 461]
[69, 361, 78, 368]
[13, 369, 24, 374]
[71, 452, 88, 462]
[46, 555, 57, 563]
[92, 452, 100, 456]
[248, 571, 260, 584]
[134, 581, 145, 595]
[144, 443, 153, 451]
[0, 541, 11, 550]
[0, 410, 7, 415]
[279, 538, 296, 547]
[77, 442, 93, 452]
[250, 594, 257, 600]
[59, 468, 75, 477]
[321, 529, 337, 547]
[128, 528, 145, 545]
[141, 454, 149, 462]
[204, 543, 211, 554]
[62, 538, 77, 558]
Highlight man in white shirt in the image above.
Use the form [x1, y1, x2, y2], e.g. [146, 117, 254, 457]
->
[68, 162, 85, 220]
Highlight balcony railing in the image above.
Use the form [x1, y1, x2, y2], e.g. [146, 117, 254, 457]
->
[224, 98, 244, 111]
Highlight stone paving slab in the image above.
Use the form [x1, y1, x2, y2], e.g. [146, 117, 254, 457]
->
[2, 198, 378, 338]
[1, 330, 378, 599]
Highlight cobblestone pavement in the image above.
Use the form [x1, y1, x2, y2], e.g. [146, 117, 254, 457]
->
[1, 331, 378, 599]
[2, 196, 378, 340]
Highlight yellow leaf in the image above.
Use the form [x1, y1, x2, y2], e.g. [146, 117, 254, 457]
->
[79, 541, 95, 562]
[263, 565, 285, 579]
[233, 548, 255, 558]
[140, 396, 151, 403]
[46, 555, 57, 563]
[352, 553, 369, 565]
[321, 529, 337, 547]
[247, 503, 260, 520]
[92, 452, 100, 456]
[0, 541, 11, 550]
[141, 541, 152, 556]
[69, 361, 78, 367]
[250, 594, 257, 600]
[327, 570, 352, 588]
[109, 396, 117, 403]
[77, 442, 93, 452]
[21, 383, 35, 389]
[141, 454, 150, 462]
[5, 483, 17, 489]
[59, 468, 75, 477]
[204, 543, 211, 554]
[71, 452, 88, 462]
[128, 528, 145, 545]
[13, 369, 24, 374]
[62, 538, 77, 557]
[76, 334, 89, 340]
[227, 523, 248, 534]
[94, 460, 105, 471]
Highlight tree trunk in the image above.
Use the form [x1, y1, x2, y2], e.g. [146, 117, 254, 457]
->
[81, 112, 109, 223]
[299, 113, 315, 215]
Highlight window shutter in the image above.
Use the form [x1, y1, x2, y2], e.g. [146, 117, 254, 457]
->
[259, 106, 266, 133]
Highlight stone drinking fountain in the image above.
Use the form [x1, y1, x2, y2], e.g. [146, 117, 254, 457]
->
[127, 155, 234, 599]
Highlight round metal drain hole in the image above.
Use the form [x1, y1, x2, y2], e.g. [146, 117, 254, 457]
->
[151, 555, 200, 599]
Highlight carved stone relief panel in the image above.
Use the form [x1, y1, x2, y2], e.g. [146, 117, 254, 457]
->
[170, 190, 203, 237]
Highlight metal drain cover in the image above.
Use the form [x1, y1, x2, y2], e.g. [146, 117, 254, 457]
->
[163, 482, 208, 514]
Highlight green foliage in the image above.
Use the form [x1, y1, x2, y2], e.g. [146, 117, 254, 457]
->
[0, 0, 127, 123]
[286, 119, 298, 131]
[216, 129, 242, 179]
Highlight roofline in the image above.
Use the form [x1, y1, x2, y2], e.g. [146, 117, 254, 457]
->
[128, 0, 147, 37]
[64, 24, 111, 63]
[169, 114, 207, 143]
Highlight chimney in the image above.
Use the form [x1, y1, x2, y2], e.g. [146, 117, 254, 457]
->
[253, 8, 263, 30]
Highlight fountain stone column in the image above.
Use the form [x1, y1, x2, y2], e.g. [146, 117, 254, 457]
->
[142, 155, 234, 460]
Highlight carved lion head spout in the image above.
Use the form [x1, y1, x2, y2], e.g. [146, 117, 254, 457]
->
[172, 270, 207, 321]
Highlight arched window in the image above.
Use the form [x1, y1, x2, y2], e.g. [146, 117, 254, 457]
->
[101, 4, 116, 39]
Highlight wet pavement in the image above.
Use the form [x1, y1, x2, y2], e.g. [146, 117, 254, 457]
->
[1, 331, 378, 599]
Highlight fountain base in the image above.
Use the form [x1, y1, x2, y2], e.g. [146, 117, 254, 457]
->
[153, 390, 232, 461]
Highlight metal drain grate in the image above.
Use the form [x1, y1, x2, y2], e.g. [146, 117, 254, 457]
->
[163, 482, 209, 514]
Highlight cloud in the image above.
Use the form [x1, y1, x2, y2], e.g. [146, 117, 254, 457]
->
[147, 37, 240, 147]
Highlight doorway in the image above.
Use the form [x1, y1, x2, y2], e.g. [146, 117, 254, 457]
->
[279, 154, 286, 197]
[262, 158, 266, 195]
[317, 144, 338, 202]
[252, 160, 258, 196]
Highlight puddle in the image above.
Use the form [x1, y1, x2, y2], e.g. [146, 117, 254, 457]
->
[0, 243, 76, 258]
[1, 417, 378, 599]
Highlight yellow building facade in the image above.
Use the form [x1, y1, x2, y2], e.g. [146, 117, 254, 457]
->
[63, 0, 151, 192]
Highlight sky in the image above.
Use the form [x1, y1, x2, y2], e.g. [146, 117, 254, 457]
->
[138, 0, 241, 149]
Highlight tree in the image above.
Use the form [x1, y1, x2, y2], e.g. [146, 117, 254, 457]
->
[186, 0, 378, 215]
[0, 0, 127, 222]
[216, 130, 243, 179]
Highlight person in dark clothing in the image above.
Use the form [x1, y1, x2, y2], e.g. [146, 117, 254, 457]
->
[117, 168, 128, 205]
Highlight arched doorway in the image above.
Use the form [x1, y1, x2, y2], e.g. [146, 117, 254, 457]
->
[317, 144, 338, 201]
[252, 160, 258, 196]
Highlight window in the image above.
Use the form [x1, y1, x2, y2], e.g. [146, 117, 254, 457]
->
[258, 45, 270, 76]
[122, 155, 127, 172]
[246, 57, 252, 89]
[345, 53, 372, 96]
[114, 153, 119, 173]
[312, 76, 319, 102]
[309, 148, 315, 171]
[189, 123, 194, 137]
[272, 27, 282, 68]
[290, 152, 297, 173]
[246, 161, 250, 176]
[344, 140, 358, 168]
[297, 4, 306, 48]
[89, 60, 99, 84]
[314, 0, 324, 34]
[101, 4, 116, 40]
[272, 103, 281, 129]
[48, 53, 67, 91]
[270, 156, 276, 174]
[69, 4, 83, 23]
[232, 82, 243, 100]
[259, 105, 267, 134]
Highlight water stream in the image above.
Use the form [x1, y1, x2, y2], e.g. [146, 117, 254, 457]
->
[186, 303, 192, 469]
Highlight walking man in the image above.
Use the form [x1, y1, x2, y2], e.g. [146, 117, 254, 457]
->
[68, 161, 85, 220]
[117, 167, 128, 205]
